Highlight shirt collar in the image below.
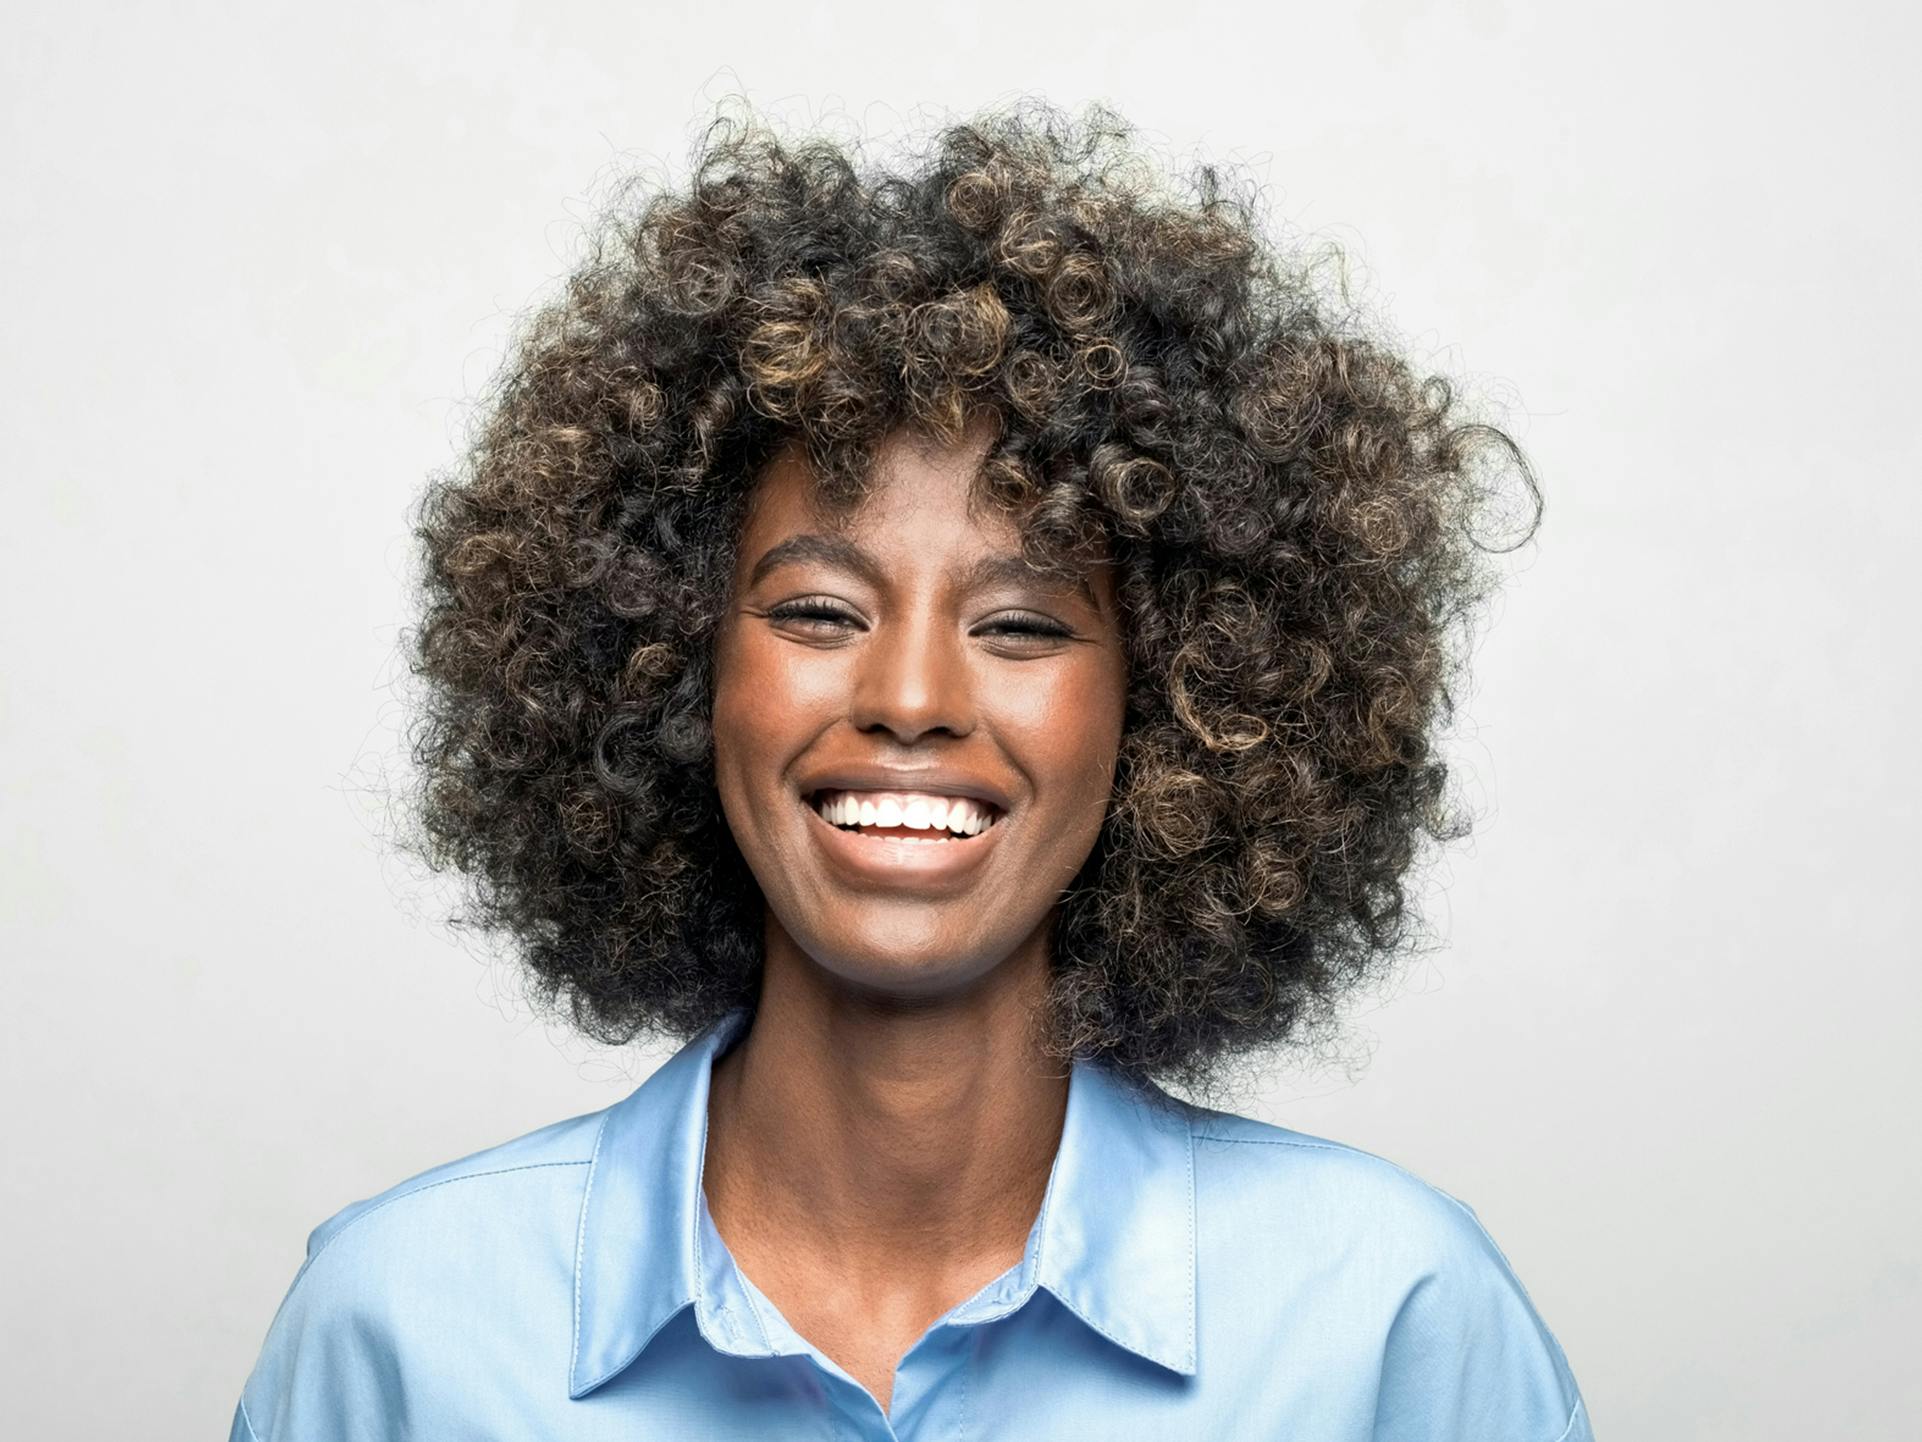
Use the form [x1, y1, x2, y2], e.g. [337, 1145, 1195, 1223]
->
[569, 1005, 1197, 1399]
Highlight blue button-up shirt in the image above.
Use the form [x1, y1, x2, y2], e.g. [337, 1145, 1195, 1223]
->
[228, 1006, 1594, 1439]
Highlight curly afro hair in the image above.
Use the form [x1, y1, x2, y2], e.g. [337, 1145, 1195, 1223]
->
[401, 97, 1539, 1094]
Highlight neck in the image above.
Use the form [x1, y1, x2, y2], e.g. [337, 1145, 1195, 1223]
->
[702, 926, 1069, 1292]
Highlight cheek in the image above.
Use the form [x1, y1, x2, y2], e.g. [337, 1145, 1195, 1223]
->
[709, 629, 774, 802]
[998, 659, 1127, 811]
[711, 632, 802, 877]
[710, 627, 843, 796]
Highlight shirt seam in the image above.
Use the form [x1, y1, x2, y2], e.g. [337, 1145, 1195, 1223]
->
[1048, 1289, 1187, 1372]
[693, 1139, 717, 1337]
[1187, 1131, 1356, 1152]
[570, 1110, 615, 1389]
[954, 1324, 975, 1442]
[1183, 1107, 1196, 1371]
[1550, 1394, 1588, 1442]
[733, 1270, 779, 1350]
[1188, 1131, 1481, 1225]
[307, 1159, 592, 1268]
[236, 1395, 264, 1442]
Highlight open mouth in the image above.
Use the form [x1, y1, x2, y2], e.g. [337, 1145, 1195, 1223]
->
[805, 788, 1005, 841]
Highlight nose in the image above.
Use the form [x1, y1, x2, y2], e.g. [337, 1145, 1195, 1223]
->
[847, 607, 976, 744]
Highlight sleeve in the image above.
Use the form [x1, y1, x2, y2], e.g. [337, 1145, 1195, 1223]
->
[228, 1396, 263, 1441]
[223, 1211, 405, 1442]
[1369, 1195, 1596, 1442]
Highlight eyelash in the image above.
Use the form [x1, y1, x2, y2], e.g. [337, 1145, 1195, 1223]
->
[765, 598, 1074, 641]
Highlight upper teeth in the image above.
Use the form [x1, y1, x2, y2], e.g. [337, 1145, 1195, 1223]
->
[811, 789, 1000, 836]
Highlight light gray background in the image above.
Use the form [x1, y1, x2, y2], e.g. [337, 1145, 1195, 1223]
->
[4, 2, 1917, 1437]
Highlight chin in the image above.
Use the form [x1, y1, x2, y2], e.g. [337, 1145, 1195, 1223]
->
[787, 910, 1024, 1000]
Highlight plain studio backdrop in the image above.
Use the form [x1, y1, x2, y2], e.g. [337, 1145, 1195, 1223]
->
[4, 2, 1917, 1437]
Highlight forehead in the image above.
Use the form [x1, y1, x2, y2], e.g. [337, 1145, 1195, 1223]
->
[738, 421, 1021, 556]
[732, 424, 1116, 618]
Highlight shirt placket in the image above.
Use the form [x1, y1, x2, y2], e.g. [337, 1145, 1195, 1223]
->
[695, 1190, 1039, 1440]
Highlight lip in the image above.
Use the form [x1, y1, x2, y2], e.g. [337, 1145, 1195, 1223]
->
[798, 787, 1008, 890]
[795, 764, 1015, 816]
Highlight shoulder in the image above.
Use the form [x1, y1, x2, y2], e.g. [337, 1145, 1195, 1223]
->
[297, 1104, 604, 1265]
[1181, 1101, 1593, 1441]
[1186, 1101, 1498, 1262]
[233, 1103, 611, 1441]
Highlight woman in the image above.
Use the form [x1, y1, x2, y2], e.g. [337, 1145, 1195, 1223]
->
[229, 100, 1594, 1440]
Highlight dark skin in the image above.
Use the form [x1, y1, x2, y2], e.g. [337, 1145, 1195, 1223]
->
[704, 408, 1128, 1413]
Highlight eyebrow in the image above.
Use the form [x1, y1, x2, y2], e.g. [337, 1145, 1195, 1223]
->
[745, 532, 1102, 612]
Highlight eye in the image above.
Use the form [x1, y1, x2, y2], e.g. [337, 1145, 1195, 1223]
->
[765, 596, 862, 634]
[974, 610, 1076, 644]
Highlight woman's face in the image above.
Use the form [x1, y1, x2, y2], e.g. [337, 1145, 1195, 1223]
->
[712, 413, 1128, 999]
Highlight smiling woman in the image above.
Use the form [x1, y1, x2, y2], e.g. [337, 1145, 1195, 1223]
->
[226, 98, 1594, 1440]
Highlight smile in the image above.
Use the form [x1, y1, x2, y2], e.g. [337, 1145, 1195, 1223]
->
[807, 788, 1004, 840]
[799, 787, 1008, 887]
